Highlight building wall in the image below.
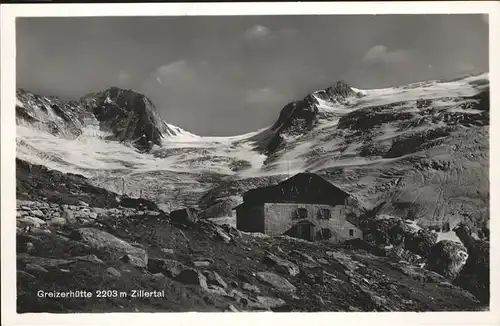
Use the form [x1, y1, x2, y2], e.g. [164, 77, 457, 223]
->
[263, 202, 363, 242]
[236, 204, 265, 233]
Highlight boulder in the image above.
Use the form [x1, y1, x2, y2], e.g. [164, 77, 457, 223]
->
[289, 250, 317, 265]
[256, 271, 296, 293]
[170, 208, 198, 226]
[48, 217, 67, 227]
[25, 263, 48, 274]
[262, 252, 300, 277]
[193, 261, 211, 268]
[18, 216, 46, 228]
[74, 254, 104, 264]
[453, 224, 490, 303]
[62, 207, 76, 224]
[148, 258, 187, 278]
[214, 226, 232, 243]
[176, 268, 208, 288]
[426, 240, 468, 280]
[253, 296, 287, 309]
[226, 304, 239, 312]
[106, 267, 121, 278]
[242, 282, 261, 293]
[404, 229, 438, 257]
[161, 248, 175, 255]
[78, 200, 89, 207]
[151, 273, 167, 281]
[203, 270, 227, 289]
[121, 254, 147, 268]
[17, 270, 36, 281]
[70, 228, 147, 267]
[18, 254, 75, 268]
[31, 210, 44, 218]
[25, 242, 35, 254]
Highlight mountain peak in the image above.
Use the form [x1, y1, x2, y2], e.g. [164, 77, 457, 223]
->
[323, 80, 356, 99]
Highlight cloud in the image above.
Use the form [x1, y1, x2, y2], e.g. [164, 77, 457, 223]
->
[245, 87, 283, 104]
[154, 60, 198, 87]
[362, 45, 410, 65]
[244, 25, 272, 40]
[243, 25, 298, 42]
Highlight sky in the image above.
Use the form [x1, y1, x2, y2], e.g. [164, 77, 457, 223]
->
[16, 15, 489, 136]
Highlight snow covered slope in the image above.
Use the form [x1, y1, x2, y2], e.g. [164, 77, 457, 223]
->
[16, 73, 489, 231]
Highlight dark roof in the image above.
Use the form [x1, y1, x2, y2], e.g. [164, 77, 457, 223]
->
[234, 172, 351, 209]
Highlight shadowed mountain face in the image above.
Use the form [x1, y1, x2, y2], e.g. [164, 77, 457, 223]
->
[16, 73, 489, 239]
[17, 87, 171, 151]
[78, 87, 169, 150]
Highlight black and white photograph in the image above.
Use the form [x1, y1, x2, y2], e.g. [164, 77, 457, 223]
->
[1, 2, 498, 324]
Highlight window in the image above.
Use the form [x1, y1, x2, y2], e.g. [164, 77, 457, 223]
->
[293, 208, 308, 219]
[317, 208, 331, 220]
[349, 229, 354, 237]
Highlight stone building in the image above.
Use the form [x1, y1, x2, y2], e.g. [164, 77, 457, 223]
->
[234, 172, 363, 242]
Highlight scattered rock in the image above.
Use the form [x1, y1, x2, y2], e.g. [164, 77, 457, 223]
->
[317, 258, 329, 265]
[226, 304, 239, 312]
[176, 268, 207, 288]
[204, 285, 227, 296]
[71, 228, 147, 267]
[17, 270, 36, 280]
[106, 267, 121, 278]
[290, 250, 317, 265]
[18, 254, 75, 268]
[203, 270, 227, 289]
[151, 273, 167, 281]
[193, 261, 211, 268]
[148, 258, 186, 278]
[227, 289, 248, 305]
[25, 242, 35, 254]
[214, 226, 232, 243]
[31, 210, 44, 218]
[253, 296, 287, 309]
[78, 200, 89, 207]
[62, 207, 76, 224]
[25, 263, 48, 273]
[314, 294, 325, 306]
[161, 248, 175, 255]
[48, 217, 67, 227]
[121, 254, 147, 268]
[18, 216, 46, 228]
[170, 207, 198, 226]
[242, 283, 261, 293]
[74, 254, 104, 264]
[256, 271, 296, 293]
[262, 252, 300, 277]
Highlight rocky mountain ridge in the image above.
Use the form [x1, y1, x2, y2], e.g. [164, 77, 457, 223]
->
[17, 86, 179, 151]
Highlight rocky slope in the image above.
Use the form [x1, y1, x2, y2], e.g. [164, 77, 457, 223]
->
[16, 160, 485, 312]
[16, 86, 182, 151]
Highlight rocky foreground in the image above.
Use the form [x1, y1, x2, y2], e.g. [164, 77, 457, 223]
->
[16, 159, 487, 312]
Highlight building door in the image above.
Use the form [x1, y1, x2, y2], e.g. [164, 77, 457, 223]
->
[296, 221, 315, 241]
